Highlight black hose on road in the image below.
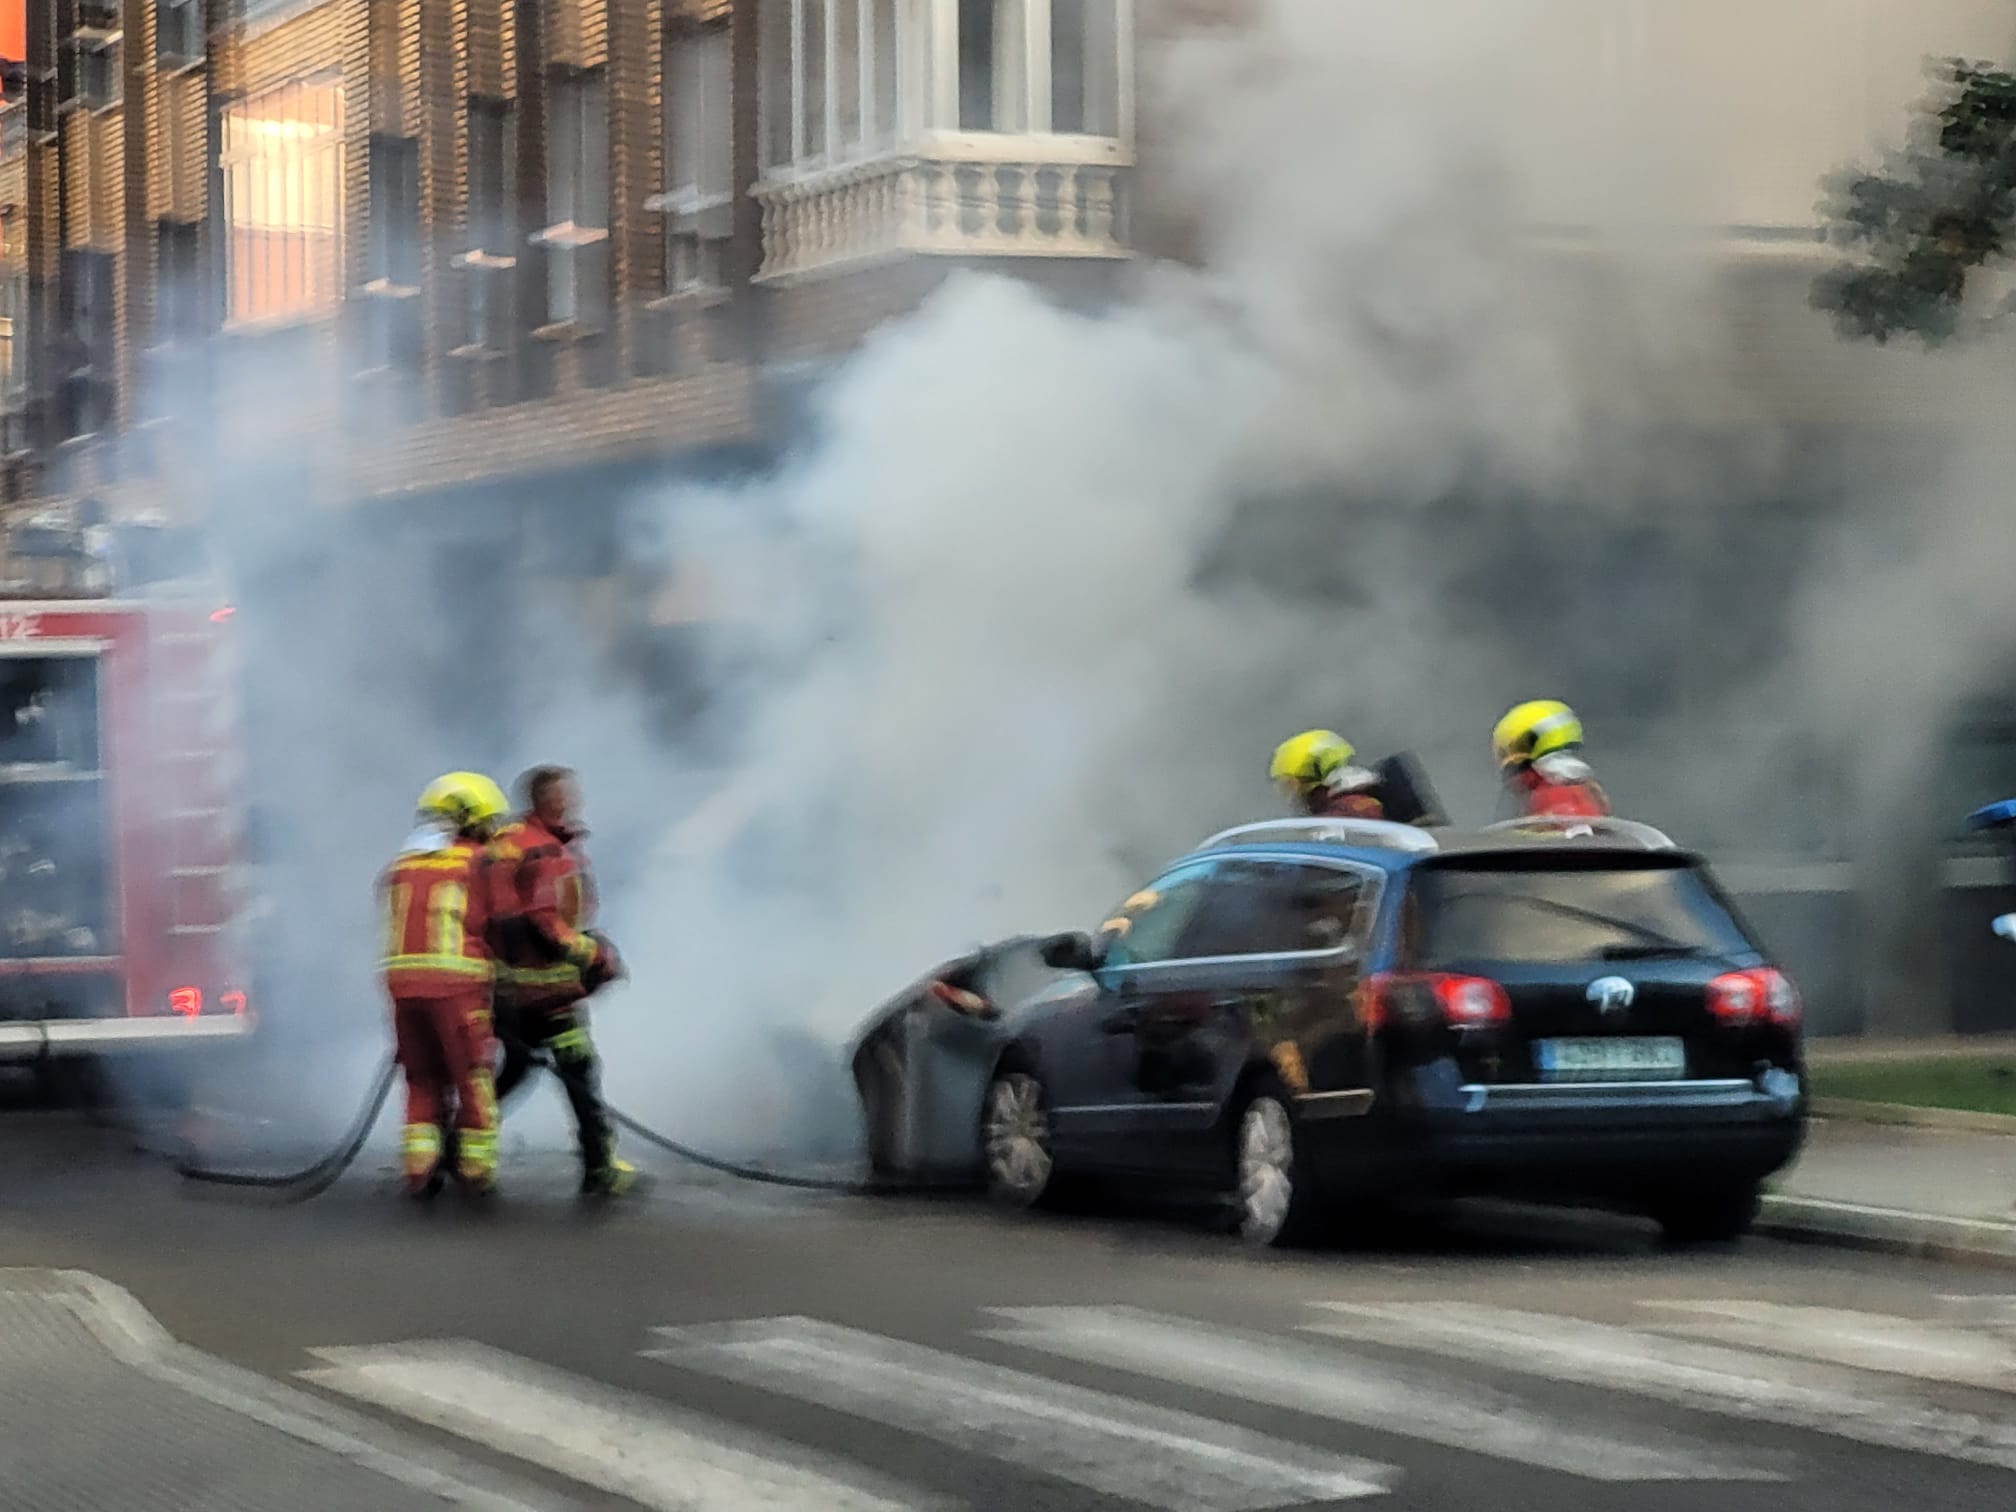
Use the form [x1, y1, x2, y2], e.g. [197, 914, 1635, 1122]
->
[172, 1053, 963, 1200]
[173, 1056, 399, 1204]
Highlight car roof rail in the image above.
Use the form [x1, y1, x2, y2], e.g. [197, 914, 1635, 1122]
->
[1478, 815, 1678, 851]
[1198, 817, 1443, 856]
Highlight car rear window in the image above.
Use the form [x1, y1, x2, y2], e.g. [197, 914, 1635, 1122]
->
[1405, 860, 1754, 966]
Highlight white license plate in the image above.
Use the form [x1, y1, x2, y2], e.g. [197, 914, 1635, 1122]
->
[1533, 1036, 1687, 1082]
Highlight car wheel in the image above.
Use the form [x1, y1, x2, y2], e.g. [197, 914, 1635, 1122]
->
[982, 1069, 1055, 1208]
[1652, 1182, 1762, 1246]
[1235, 1088, 1321, 1248]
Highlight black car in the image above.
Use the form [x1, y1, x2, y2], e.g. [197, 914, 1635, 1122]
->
[854, 814, 1806, 1248]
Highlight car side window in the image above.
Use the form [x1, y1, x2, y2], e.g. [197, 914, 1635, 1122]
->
[1098, 863, 1215, 968]
[1268, 863, 1370, 953]
[1174, 860, 1290, 958]
[1182, 859, 1369, 958]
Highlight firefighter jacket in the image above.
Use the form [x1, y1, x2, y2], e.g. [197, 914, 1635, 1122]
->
[489, 814, 607, 1008]
[379, 832, 494, 998]
[1307, 785, 1385, 821]
[1511, 768, 1613, 819]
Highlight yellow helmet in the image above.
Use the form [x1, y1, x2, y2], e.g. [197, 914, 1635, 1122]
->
[416, 771, 510, 837]
[1270, 730, 1356, 795]
[1492, 700, 1584, 769]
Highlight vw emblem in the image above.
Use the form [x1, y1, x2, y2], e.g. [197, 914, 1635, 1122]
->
[1587, 976, 1636, 1016]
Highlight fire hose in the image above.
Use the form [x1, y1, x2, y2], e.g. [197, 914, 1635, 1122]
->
[173, 1052, 955, 1202]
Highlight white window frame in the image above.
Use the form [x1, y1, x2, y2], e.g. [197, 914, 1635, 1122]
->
[532, 68, 611, 331]
[759, 0, 1130, 181]
[219, 73, 347, 330]
[649, 25, 735, 301]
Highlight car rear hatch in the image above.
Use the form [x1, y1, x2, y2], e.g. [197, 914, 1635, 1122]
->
[1395, 851, 1798, 1088]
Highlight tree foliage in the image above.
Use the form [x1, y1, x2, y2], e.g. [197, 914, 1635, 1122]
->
[1813, 57, 2016, 345]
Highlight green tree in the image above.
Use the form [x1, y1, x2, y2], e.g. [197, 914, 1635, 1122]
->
[1813, 57, 2016, 345]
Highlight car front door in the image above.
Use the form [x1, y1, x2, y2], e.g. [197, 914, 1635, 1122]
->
[1042, 860, 1218, 1167]
[1117, 857, 1381, 1177]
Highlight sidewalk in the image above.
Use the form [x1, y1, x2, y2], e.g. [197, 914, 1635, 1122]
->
[1764, 1116, 2016, 1268]
[0, 1268, 563, 1512]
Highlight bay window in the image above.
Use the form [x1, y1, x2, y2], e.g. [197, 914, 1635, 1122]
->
[220, 76, 345, 326]
[760, 0, 1127, 176]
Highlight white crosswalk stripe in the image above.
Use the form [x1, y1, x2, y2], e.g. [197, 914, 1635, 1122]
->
[980, 1304, 1791, 1483]
[1309, 1301, 2016, 1473]
[1643, 1300, 2016, 1392]
[302, 1339, 940, 1512]
[296, 1300, 2016, 1512]
[645, 1315, 1397, 1511]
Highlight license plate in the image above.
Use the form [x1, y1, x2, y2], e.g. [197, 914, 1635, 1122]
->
[1532, 1036, 1687, 1082]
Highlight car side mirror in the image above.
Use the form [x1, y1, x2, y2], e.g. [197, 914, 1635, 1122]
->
[1993, 914, 2016, 943]
[1040, 931, 1103, 973]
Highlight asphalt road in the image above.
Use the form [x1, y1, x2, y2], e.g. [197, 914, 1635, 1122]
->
[5, 1107, 2016, 1512]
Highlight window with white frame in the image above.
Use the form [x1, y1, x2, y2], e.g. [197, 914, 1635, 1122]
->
[220, 76, 345, 326]
[760, 0, 1124, 175]
[458, 97, 518, 353]
[538, 68, 610, 329]
[655, 26, 733, 296]
[761, 0, 905, 174]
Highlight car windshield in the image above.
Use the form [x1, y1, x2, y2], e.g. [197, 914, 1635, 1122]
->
[1406, 860, 1753, 966]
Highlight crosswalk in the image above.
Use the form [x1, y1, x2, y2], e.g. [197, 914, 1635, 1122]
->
[299, 1295, 2016, 1510]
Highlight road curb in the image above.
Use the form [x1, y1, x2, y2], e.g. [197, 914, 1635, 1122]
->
[1757, 1194, 2016, 1272]
[1810, 1098, 2016, 1134]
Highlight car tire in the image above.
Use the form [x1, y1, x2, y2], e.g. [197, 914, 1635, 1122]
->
[1652, 1182, 1762, 1246]
[1234, 1085, 1323, 1248]
[981, 1068, 1056, 1209]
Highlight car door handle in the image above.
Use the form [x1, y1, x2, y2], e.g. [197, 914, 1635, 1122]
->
[1209, 996, 1246, 1014]
[1099, 1008, 1139, 1035]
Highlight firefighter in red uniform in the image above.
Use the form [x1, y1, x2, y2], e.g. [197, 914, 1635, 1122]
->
[490, 765, 635, 1196]
[380, 772, 509, 1199]
[1270, 731, 1387, 819]
[1492, 700, 1613, 818]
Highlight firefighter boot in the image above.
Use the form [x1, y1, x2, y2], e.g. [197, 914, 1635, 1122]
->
[580, 1144, 640, 1198]
[402, 1123, 447, 1200]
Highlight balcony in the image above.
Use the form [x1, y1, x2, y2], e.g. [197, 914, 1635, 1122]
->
[754, 138, 1128, 281]
[755, 0, 1134, 282]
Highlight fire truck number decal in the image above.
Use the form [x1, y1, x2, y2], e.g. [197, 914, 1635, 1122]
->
[0, 612, 44, 641]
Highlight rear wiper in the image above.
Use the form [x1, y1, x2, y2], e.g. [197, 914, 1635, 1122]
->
[1597, 942, 1707, 960]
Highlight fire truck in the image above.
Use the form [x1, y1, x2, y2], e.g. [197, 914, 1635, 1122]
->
[0, 569, 255, 1094]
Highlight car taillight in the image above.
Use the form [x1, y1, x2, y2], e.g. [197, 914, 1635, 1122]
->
[1363, 972, 1511, 1030]
[1708, 968, 1801, 1028]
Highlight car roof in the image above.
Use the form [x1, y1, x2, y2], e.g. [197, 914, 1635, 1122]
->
[1176, 815, 1701, 875]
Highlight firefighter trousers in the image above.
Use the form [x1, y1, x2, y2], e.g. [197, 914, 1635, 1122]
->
[495, 1000, 616, 1179]
[390, 988, 499, 1194]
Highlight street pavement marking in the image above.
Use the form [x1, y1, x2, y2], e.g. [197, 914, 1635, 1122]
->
[981, 1304, 1790, 1483]
[1310, 1302, 2016, 1473]
[647, 1315, 1396, 1511]
[0, 1269, 568, 1512]
[1643, 1301, 2016, 1392]
[303, 1338, 939, 1512]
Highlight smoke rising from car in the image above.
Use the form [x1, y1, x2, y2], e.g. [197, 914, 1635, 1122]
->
[59, 0, 2016, 1162]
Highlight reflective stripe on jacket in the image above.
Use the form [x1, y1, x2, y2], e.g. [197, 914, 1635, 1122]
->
[380, 839, 494, 997]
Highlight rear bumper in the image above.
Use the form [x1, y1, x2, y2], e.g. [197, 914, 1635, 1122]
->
[1310, 1063, 1807, 1196]
[0, 1016, 255, 1061]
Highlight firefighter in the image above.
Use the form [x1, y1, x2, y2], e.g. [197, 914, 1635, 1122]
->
[380, 771, 509, 1200]
[1492, 699, 1613, 818]
[1270, 730, 1386, 819]
[490, 765, 635, 1197]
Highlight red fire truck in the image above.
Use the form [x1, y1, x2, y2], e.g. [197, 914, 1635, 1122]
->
[0, 588, 254, 1088]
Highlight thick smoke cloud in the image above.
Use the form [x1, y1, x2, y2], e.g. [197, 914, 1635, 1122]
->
[68, 0, 2016, 1157]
